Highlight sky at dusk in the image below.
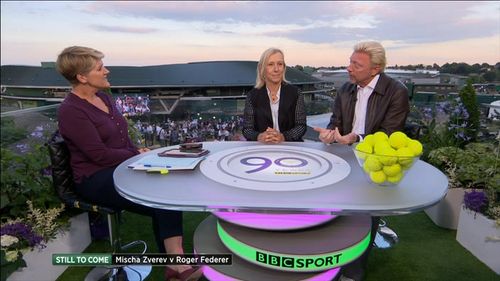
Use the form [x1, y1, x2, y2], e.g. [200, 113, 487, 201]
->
[1, 1, 499, 67]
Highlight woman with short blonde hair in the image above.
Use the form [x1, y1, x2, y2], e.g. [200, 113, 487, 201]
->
[56, 46, 201, 281]
[243, 47, 306, 143]
[56, 46, 105, 85]
[255, 47, 289, 89]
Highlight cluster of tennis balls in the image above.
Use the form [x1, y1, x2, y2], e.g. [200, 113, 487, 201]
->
[354, 131, 423, 185]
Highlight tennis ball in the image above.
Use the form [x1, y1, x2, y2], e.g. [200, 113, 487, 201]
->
[389, 131, 409, 149]
[383, 163, 402, 177]
[407, 139, 423, 156]
[355, 142, 372, 159]
[387, 172, 403, 184]
[374, 141, 391, 155]
[363, 163, 371, 173]
[400, 162, 413, 171]
[363, 155, 382, 172]
[378, 147, 397, 165]
[370, 170, 387, 184]
[373, 131, 389, 143]
[397, 147, 414, 166]
[363, 134, 375, 147]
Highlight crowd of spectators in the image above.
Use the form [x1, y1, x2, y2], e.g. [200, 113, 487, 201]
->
[115, 95, 150, 117]
[473, 84, 498, 95]
[132, 116, 245, 146]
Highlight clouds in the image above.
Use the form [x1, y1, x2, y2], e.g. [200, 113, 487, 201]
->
[1, 1, 498, 66]
[80, 1, 499, 44]
[90, 25, 159, 34]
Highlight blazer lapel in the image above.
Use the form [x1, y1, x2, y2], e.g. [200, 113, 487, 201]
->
[365, 73, 388, 133]
[257, 86, 273, 125]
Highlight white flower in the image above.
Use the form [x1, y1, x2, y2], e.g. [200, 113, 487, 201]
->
[1, 235, 19, 248]
[5, 250, 19, 262]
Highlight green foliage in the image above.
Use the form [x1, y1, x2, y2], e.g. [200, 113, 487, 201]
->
[416, 119, 458, 160]
[482, 70, 498, 82]
[428, 143, 498, 188]
[459, 80, 480, 141]
[428, 142, 499, 221]
[1, 142, 68, 280]
[126, 118, 145, 147]
[408, 99, 473, 160]
[440, 62, 489, 75]
[0, 145, 60, 219]
[0, 118, 27, 147]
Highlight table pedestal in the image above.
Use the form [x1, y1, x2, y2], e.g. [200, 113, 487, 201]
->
[194, 215, 371, 280]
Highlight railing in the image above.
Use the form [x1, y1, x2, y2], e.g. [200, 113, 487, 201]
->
[1, 102, 59, 153]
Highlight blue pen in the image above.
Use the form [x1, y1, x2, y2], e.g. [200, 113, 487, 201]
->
[144, 164, 172, 168]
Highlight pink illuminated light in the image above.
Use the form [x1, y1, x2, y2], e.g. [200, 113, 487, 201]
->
[203, 265, 340, 281]
[213, 212, 337, 230]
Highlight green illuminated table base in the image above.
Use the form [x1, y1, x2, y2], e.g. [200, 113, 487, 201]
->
[194, 215, 371, 280]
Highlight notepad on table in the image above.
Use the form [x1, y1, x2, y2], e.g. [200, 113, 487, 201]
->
[157, 148, 210, 158]
[128, 154, 205, 171]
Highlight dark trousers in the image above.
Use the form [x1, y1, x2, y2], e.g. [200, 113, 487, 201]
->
[342, 216, 380, 281]
[75, 166, 183, 253]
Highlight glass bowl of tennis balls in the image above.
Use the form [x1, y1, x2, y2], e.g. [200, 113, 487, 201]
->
[353, 131, 423, 186]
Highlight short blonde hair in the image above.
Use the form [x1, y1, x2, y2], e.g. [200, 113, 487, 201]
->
[56, 46, 104, 85]
[255, 47, 288, 89]
[353, 41, 386, 72]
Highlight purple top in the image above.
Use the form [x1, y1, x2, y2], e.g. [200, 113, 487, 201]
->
[58, 91, 139, 183]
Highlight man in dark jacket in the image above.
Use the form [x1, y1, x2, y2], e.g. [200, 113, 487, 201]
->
[315, 41, 410, 281]
[315, 41, 409, 144]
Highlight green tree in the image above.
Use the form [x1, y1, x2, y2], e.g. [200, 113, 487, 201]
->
[468, 74, 485, 84]
[482, 70, 498, 82]
[459, 80, 480, 141]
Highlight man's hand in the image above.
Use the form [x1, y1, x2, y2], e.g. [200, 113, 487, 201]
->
[138, 147, 150, 154]
[332, 128, 358, 145]
[314, 127, 335, 144]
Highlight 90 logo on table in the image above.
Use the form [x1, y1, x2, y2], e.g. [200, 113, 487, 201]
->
[240, 157, 308, 173]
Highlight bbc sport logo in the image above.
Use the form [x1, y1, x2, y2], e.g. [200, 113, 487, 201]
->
[255, 251, 342, 270]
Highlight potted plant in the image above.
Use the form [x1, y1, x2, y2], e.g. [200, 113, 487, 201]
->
[425, 141, 499, 273]
[424, 148, 466, 229]
[1, 201, 65, 281]
[0, 122, 91, 281]
[456, 179, 500, 274]
[425, 143, 499, 229]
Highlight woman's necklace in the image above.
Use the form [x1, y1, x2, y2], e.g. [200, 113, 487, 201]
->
[268, 84, 280, 104]
[270, 93, 278, 103]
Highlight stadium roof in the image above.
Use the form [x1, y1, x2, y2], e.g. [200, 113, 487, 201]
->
[1, 61, 320, 89]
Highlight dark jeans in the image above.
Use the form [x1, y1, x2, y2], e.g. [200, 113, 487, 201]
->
[75, 166, 183, 253]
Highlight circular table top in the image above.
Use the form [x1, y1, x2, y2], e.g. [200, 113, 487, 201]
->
[200, 145, 350, 191]
[114, 141, 448, 215]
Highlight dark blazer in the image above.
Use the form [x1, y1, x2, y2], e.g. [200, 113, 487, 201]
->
[243, 83, 306, 141]
[327, 73, 409, 136]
